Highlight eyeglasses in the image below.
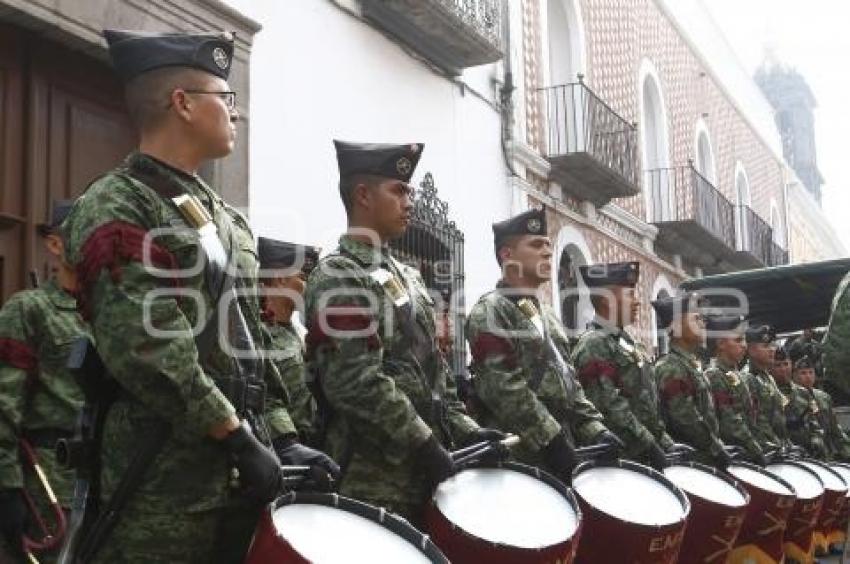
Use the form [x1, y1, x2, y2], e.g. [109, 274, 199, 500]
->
[183, 90, 237, 111]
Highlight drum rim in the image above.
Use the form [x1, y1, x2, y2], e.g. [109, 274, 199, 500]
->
[726, 461, 797, 498]
[663, 461, 751, 508]
[571, 459, 691, 528]
[797, 458, 848, 493]
[269, 491, 449, 563]
[766, 460, 826, 500]
[430, 461, 583, 552]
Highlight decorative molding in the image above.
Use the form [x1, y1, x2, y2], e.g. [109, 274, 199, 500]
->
[508, 139, 551, 177]
[599, 203, 658, 241]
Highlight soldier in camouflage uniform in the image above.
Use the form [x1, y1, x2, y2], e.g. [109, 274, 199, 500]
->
[742, 325, 788, 453]
[465, 209, 623, 482]
[258, 237, 320, 446]
[704, 315, 767, 465]
[794, 356, 848, 461]
[0, 201, 88, 562]
[653, 293, 732, 468]
[62, 30, 337, 563]
[773, 347, 827, 459]
[823, 270, 850, 405]
[570, 262, 677, 469]
[304, 141, 501, 523]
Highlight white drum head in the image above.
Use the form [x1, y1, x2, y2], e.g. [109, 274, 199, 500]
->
[274, 504, 433, 563]
[767, 463, 824, 500]
[664, 465, 747, 507]
[727, 465, 793, 496]
[830, 465, 850, 499]
[434, 467, 578, 549]
[798, 461, 847, 492]
[573, 466, 686, 526]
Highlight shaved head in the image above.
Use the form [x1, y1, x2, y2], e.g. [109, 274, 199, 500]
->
[124, 66, 213, 131]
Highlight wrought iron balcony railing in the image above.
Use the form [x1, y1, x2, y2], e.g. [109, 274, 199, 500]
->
[735, 205, 774, 267]
[538, 78, 640, 205]
[770, 241, 790, 266]
[361, 0, 502, 74]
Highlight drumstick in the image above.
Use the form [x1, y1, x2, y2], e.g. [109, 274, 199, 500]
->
[451, 435, 520, 466]
[575, 443, 617, 461]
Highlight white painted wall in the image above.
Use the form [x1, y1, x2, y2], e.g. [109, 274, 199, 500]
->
[224, 0, 513, 304]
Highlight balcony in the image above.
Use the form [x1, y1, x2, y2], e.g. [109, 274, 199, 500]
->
[538, 78, 640, 206]
[733, 205, 772, 268]
[360, 0, 502, 75]
[770, 241, 790, 266]
[648, 164, 738, 273]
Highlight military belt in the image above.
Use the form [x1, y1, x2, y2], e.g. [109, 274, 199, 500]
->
[22, 428, 74, 449]
[217, 377, 266, 413]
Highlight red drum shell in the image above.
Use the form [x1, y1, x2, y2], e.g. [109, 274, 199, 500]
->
[244, 492, 449, 564]
[767, 461, 825, 562]
[663, 462, 750, 564]
[571, 460, 690, 564]
[424, 462, 582, 564]
[829, 463, 850, 547]
[798, 459, 848, 553]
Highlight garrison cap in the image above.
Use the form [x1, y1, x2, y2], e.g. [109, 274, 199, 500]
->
[103, 29, 235, 83]
[334, 140, 423, 183]
[746, 324, 776, 344]
[704, 314, 746, 334]
[578, 261, 640, 288]
[794, 355, 814, 371]
[774, 346, 790, 362]
[257, 237, 320, 275]
[492, 208, 547, 257]
[651, 291, 703, 329]
[38, 199, 75, 236]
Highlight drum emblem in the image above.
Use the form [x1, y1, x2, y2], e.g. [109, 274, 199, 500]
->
[648, 529, 684, 553]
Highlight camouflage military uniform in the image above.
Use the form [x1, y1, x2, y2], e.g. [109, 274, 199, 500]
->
[706, 358, 764, 463]
[743, 363, 787, 450]
[656, 345, 725, 465]
[810, 387, 850, 461]
[304, 236, 477, 520]
[778, 380, 827, 458]
[63, 152, 295, 563]
[265, 320, 316, 445]
[571, 319, 673, 460]
[824, 271, 850, 403]
[0, 280, 88, 561]
[465, 284, 607, 468]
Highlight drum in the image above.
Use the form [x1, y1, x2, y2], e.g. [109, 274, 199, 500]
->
[571, 460, 690, 564]
[726, 462, 796, 564]
[662, 462, 750, 564]
[829, 463, 850, 552]
[425, 462, 582, 564]
[244, 492, 449, 563]
[797, 460, 848, 556]
[767, 461, 825, 563]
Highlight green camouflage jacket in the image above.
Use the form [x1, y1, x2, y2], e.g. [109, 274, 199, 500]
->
[265, 320, 316, 445]
[465, 283, 607, 467]
[706, 357, 764, 462]
[743, 363, 787, 450]
[571, 318, 673, 460]
[0, 280, 88, 505]
[823, 271, 850, 400]
[656, 344, 725, 462]
[810, 387, 850, 461]
[303, 235, 477, 516]
[63, 152, 294, 513]
[778, 380, 827, 459]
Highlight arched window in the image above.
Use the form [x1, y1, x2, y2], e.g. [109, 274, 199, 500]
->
[694, 120, 716, 184]
[734, 163, 751, 251]
[640, 61, 671, 221]
[544, 0, 587, 153]
[557, 244, 590, 335]
[651, 275, 675, 358]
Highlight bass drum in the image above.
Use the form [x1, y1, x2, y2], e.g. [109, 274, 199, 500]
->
[662, 462, 749, 564]
[828, 462, 850, 553]
[425, 461, 582, 564]
[767, 461, 825, 564]
[726, 463, 796, 564]
[571, 460, 690, 564]
[797, 459, 847, 556]
[244, 492, 449, 563]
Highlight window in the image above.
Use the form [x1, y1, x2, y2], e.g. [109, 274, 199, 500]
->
[640, 61, 671, 221]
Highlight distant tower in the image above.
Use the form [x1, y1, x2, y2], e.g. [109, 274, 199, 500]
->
[755, 55, 824, 204]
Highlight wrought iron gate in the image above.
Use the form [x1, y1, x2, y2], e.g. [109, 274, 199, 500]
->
[388, 173, 467, 382]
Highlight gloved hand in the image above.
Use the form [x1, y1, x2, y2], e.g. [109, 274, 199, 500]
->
[417, 435, 456, 489]
[595, 430, 625, 460]
[273, 437, 341, 492]
[222, 420, 283, 503]
[666, 443, 696, 455]
[0, 489, 27, 555]
[541, 432, 579, 481]
[752, 450, 769, 467]
[462, 427, 510, 465]
[713, 448, 734, 470]
[646, 442, 669, 471]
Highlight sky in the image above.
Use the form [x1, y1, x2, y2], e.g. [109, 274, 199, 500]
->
[704, 0, 850, 252]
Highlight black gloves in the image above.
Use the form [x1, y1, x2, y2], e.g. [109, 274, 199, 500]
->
[646, 442, 669, 471]
[468, 428, 508, 444]
[417, 435, 456, 488]
[0, 489, 27, 555]
[461, 427, 510, 465]
[223, 420, 283, 503]
[713, 448, 734, 470]
[541, 432, 579, 481]
[595, 430, 625, 460]
[273, 437, 341, 491]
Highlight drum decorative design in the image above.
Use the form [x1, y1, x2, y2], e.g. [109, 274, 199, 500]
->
[662, 462, 750, 563]
[828, 463, 850, 552]
[571, 460, 690, 564]
[767, 461, 825, 564]
[244, 492, 449, 563]
[797, 460, 847, 556]
[726, 463, 796, 564]
[425, 462, 582, 564]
